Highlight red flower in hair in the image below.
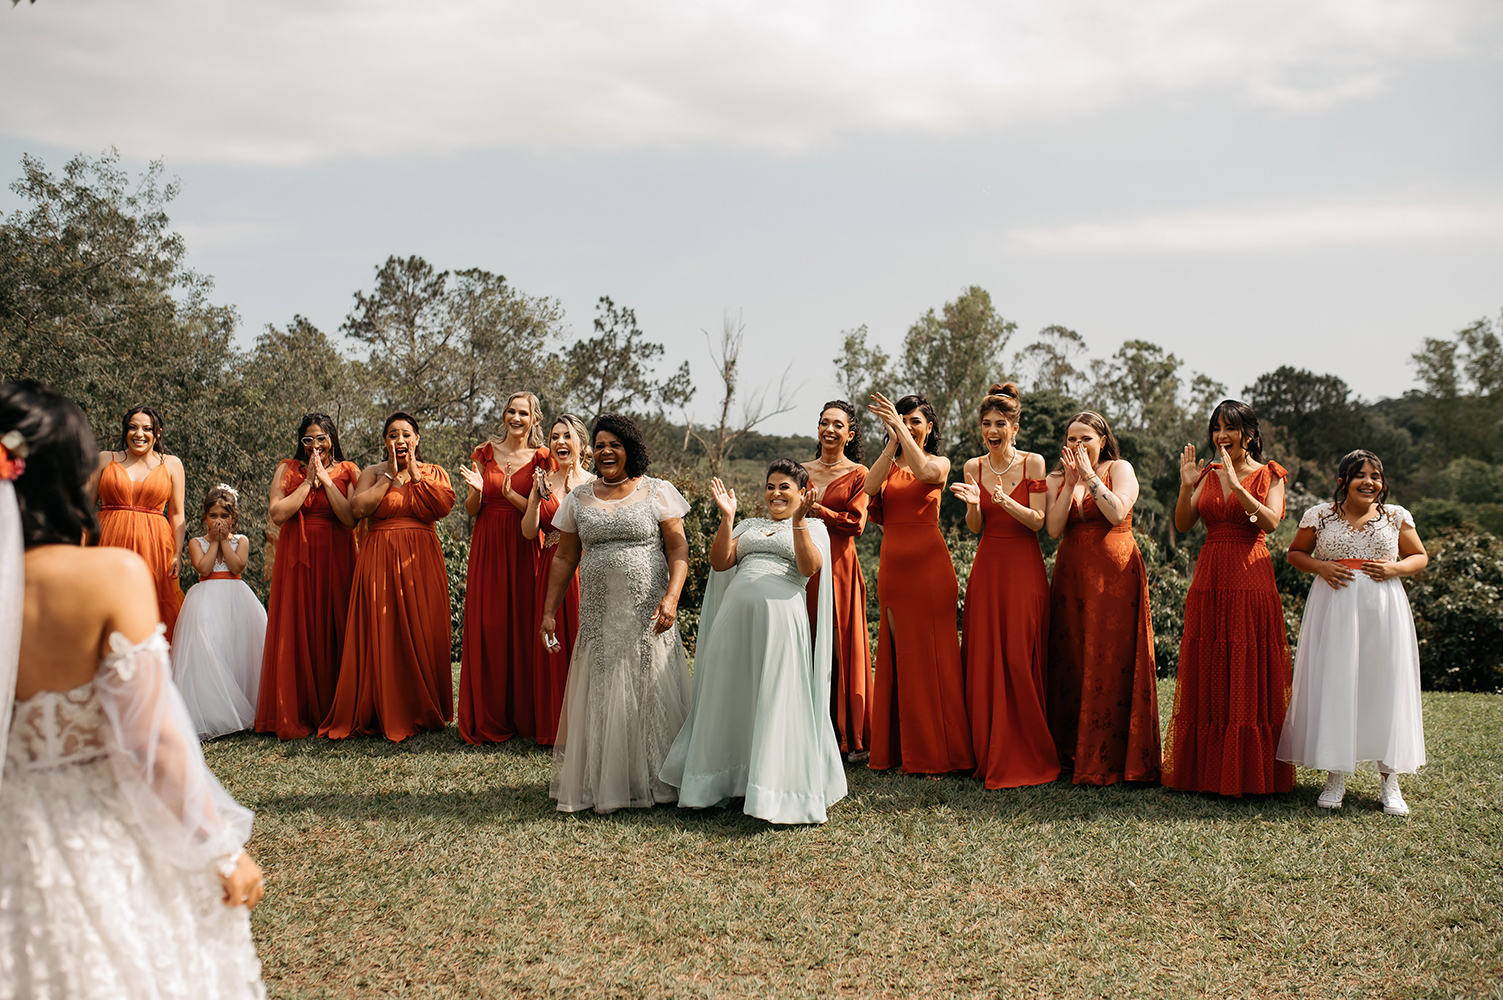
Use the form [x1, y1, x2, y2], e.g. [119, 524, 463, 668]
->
[0, 430, 27, 481]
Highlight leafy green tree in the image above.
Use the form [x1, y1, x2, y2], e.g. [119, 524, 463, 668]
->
[1016, 324, 1089, 398]
[899, 286, 1016, 463]
[830, 323, 893, 447]
[565, 295, 694, 423]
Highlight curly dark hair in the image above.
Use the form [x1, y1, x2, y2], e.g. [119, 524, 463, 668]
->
[766, 457, 810, 490]
[811, 400, 864, 465]
[894, 394, 943, 456]
[1208, 399, 1264, 463]
[117, 404, 168, 455]
[591, 413, 651, 478]
[1332, 449, 1388, 517]
[1, 381, 101, 549]
[293, 413, 346, 464]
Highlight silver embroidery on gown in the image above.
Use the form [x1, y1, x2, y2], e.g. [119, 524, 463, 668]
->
[0, 628, 263, 999]
[549, 478, 692, 813]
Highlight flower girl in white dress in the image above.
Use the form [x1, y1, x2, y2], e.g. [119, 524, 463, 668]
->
[0, 381, 265, 998]
[1278, 450, 1428, 816]
[172, 484, 267, 739]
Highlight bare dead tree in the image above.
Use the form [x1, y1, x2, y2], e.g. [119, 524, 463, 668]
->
[684, 310, 800, 477]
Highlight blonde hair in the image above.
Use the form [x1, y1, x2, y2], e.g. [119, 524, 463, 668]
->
[501, 391, 545, 448]
[551, 414, 592, 471]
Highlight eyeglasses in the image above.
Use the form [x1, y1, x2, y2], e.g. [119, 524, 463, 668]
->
[301, 435, 331, 446]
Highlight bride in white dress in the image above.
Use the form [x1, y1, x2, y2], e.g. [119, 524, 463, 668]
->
[0, 381, 266, 998]
[538, 414, 693, 814]
[661, 461, 848, 824]
[1278, 449, 1428, 816]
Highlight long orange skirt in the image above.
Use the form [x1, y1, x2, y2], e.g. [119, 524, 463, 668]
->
[97, 460, 183, 639]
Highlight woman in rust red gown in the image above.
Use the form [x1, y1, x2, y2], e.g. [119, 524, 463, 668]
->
[321, 412, 455, 742]
[458, 391, 545, 744]
[521, 414, 594, 746]
[1164, 400, 1292, 796]
[95, 405, 185, 640]
[1044, 411, 1160, 786]
[802, 400, 871, 759]
[255, 413, 359, 738]
[951, 384, 1060, 788]
[864, 392, 974, 776]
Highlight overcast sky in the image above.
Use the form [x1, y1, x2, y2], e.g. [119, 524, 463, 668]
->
[4, 0, 1501, 434]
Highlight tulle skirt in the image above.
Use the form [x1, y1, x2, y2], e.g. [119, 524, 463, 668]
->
[1277, 575, 1426, 774]
[661, 567, 847, 825]
[171, 581, 267, 740]
[0, 755, 264, 999]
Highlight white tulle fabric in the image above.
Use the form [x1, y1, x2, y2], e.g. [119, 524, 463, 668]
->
[550, 478, 693, 813]
[171, 537, 266, 739]
[1, 628, 262, 998]
[661, 518, 847, 824]
[0, 482, 21, 805]
[1277, 503, 1426, 773]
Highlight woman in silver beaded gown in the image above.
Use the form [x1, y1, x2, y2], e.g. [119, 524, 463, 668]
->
[538, 414, 692, 814]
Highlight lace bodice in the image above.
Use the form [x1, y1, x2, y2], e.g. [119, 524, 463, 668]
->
[733, 518, 808, 586]
[1301, 503, 1414, 562]
[7, 680, 109, 771]
[195, 535, 241, 574]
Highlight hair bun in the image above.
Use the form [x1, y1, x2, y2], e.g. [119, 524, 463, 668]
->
[989, 382, 1019, 399]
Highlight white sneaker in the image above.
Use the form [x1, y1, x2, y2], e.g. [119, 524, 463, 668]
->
[1380, 774, 1410, 816]
[1317, 770, 1346, 809]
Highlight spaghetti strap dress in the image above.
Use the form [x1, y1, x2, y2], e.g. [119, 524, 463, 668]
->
[1045, 467, 1161, 785]
[961, 461, 1060, 788]
[805, 465, 872, 755]
[458, 444, 544, 744]
[97, 459, 184, 640]
[1163, 462, 1294, 796]
[868, 466, 975, 775]
[255, 459, 360, 739]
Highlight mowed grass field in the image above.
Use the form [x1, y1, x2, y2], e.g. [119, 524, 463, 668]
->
[210, 674, 1503, 999]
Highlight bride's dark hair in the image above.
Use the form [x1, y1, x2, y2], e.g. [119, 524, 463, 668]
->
[0, 381, 100, 550]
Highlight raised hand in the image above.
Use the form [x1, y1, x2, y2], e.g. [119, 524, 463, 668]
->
[792, 486, 818, 521]
[868, 391, 901, 432]
[949, 472, 982, 507]
[386, 440, 401, 481]
[405, 443, 422, 482]
[1179, 444, 1204, 489]
[710, 477, 738, 518]
[309, 447, 331, 487]
[458, 460, 484, 493]
[500, 462, 524, 503]
[1059, 445, 1080, 485]
[536, 472, 553, 502]
[1214, 443, 1238, 491]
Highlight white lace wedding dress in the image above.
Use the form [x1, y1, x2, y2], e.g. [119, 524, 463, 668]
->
[0, 627, 264, 999]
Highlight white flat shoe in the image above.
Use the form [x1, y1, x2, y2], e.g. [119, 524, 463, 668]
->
[1380, 774, 1410, 816]
[1316, 770, 1346, 809]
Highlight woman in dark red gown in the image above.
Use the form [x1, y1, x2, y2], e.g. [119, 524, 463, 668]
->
[457, 392, 545, 744]
[864, 392, 974, 776]
[802, 401, 871, 759]
[1044, 411, 1161, 786]
[256, 413, 359, 738]
[951, 384, 1059, 788]
[521, 414, 594, 746]
[1163, 400, 1292, 796]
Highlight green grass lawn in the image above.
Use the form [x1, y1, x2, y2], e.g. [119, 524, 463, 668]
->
[210, 676, 1503, 999]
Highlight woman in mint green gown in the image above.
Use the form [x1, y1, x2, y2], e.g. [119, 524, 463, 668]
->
[661, 460, 848, 825]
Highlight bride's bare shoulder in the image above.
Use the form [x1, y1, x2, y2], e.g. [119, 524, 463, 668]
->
[26, 545, 153, 597]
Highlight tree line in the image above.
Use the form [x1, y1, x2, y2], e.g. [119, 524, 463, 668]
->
[3, 150, 1499, 691]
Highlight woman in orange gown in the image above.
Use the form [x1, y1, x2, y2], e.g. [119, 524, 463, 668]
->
[95, 405, 185, 640]
[1164, 400, 1293, 796]
[864, 392, 974, 776]
[457, 392, 545, 744]
[320, 412, 455, 742]
[1044, 411, 1161, 786]
[255, 413, 360, 738]
[951, 384, 1060, 789]
[802, 400, 872, 758]
[521, 414, 594, 746]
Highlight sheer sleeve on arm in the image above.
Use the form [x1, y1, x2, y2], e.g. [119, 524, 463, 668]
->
[95, 626, 253, 871]
[652, 480, 691, 521]
[409, 465, 457, 522]
[552, 491, 578, 533]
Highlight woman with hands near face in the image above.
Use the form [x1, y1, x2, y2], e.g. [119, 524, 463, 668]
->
[321, 412, 456, 742]
[256, 413, 359, 739]
[458, 392, 549, 745]
[951, 384, 1059, 789]
[1162, 400, 1295, 797]
[1043, 411, 1161, 786]
[1277, 450, 1428, 816]
[661, 460, 847, 824]
[862, 393, 974, 778]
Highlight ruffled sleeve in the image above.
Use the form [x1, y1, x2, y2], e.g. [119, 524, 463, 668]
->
[408, 465, 456, 523]
[552, 490, 578, 533]
[651, 479, 691, 521]
[332, 461, 361, 495]
[1299, 503, 1330, 530]
[1267, 461, 1288, 482]
[94, 626, 253, 871]
[1390, 504, 1415, 529]
[1025, 478, 1049, 493]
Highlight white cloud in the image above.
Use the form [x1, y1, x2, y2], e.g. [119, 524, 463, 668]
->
[1011, 204, 1503, 252]
[0, 0, 1492, 164]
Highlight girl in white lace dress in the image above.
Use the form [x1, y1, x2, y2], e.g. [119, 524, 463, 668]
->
[0, 381, 266, 999]
[1278, 450, 1428, 816]
[172, 484, 267, 739]
[538, 414, 693, 814]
